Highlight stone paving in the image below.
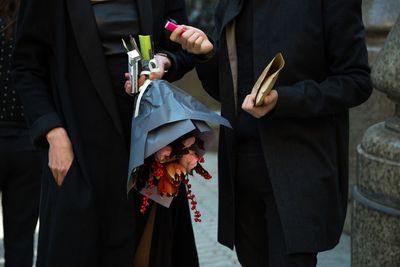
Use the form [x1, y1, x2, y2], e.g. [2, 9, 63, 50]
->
[0, 152, 350, 267]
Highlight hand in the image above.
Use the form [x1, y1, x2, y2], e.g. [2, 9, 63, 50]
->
[241, 90, 278, 118]
[46, 127, 74, 186]
[149, 53, 171, 80]
[124, 73, 146, 96]
[170, 26, 213, 55]
[124, 54, 171, 95]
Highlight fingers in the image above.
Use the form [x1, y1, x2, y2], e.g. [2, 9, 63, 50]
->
[47, 128, 74, 187]
[150, 72, 163, 80]
[124, 80, 132, 95]
[124, 72, 133, 95]
[48, 157, 73, 186]
[187, 31, 201, 50]
[49, 160, 73, 186]
[241, 94, 256, 111]
[201, 39, 214, 55]
[180, 28, 197, 51]
[241, 91, 278, 119]
[263, 90, 278, 106]
[194, 36, 204, 52]
[48, 151, 74, 186]
[138, 75, 146, 87]
[170, 26, 212, 54]
[170, 26, 186, 43]
[49, 160, 72, 186]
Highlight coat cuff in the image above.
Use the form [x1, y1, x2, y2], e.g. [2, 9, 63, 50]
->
[160, 50, 181, 82]
[30, 112, 63, 148]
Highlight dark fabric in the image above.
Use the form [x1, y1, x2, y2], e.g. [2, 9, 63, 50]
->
[12, 0, 196, 266]
[105, 55, 135, 142]
[91, 0, 140, 56]
[196, 0, 372, 253]
[0, 133, 41, 267]
[150, 184, 199, 267]
[0, 126, 26, 137]
[235, 153, 317, 267]
[235, 0, 260, 143]
[0, 17, 25, 129]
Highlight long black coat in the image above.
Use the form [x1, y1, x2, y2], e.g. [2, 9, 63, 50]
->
[12, 0, 196, 266]
[196, 0, 373, 253]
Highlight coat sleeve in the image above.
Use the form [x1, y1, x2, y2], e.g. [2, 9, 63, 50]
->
[194, 0, 226, 102]
[12, 0, 63, 147]
[272, 0, 373, 118]
[192, 22, 221, 102]
[195, 38, 220, 101]
[160, 0, 195, 82]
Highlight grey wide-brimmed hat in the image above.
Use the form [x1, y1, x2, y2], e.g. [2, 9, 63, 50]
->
[127, 80, 231, 191]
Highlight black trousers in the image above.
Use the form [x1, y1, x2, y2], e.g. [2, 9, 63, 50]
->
[0, 133, 42, 267]
[234, 149, 317, 267]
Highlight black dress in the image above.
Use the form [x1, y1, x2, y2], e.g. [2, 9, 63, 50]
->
[91, 1, 199, 266]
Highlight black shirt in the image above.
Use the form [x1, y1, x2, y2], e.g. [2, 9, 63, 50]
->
[91, 0, 140, 56]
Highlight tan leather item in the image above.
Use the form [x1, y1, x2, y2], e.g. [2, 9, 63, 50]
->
[251, 53, 285, 106]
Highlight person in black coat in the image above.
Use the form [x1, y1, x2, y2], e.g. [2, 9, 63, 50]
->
[12, 0, 198, 266]
[171, 0, 373, 266]
[0, 1, 41, 266]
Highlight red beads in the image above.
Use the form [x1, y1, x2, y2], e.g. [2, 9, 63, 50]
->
[194, 163, 212, 180]
[140, 196, 150, 214]
[184, 176, 202, 223]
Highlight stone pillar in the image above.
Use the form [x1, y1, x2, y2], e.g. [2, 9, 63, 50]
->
[345, 0, 399, 233]
[352, 15, 400, 267]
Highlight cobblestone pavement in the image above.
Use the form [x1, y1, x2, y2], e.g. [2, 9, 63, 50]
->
[0, 153, 350, 267]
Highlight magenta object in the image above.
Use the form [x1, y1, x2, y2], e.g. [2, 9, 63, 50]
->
[165, 21, 186, 33]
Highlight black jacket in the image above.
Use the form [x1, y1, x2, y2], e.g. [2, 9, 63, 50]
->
[197, 0, 373, 253]
[12, 0, 195, 266]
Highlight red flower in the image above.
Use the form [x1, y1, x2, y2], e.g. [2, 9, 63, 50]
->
[157, 162, 186, 197]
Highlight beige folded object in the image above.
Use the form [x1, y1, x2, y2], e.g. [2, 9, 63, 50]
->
[251, 53, 285, 106]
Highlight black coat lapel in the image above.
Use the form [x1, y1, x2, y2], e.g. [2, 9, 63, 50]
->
[216, 0, 242, 37]
[65, 0, 124, 136]
[136, 0, 154, 35]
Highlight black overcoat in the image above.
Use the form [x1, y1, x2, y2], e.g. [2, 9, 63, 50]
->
[196, 0, 373, 253]
[12, 0, 196, 266]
